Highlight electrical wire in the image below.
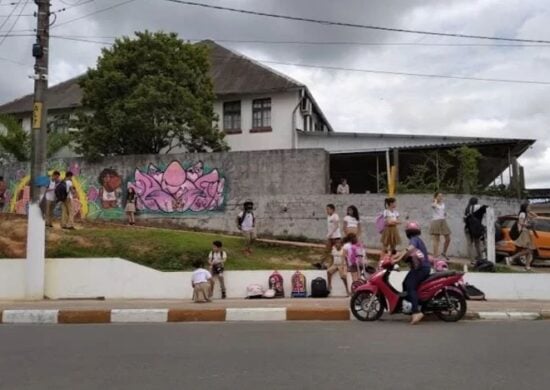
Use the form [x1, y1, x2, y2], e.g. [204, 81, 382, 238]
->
[163, 0, 550, 44]
[51, 0, 136, 29]
[0, 0, 26, 47]
[0, 0, 20, 31]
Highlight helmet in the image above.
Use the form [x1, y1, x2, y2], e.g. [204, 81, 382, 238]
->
[405, 221, 421, 237]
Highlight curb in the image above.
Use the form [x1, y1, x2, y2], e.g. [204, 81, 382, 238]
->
[0, 309, 546, 324]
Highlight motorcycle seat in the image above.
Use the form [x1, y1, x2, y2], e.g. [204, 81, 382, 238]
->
[422, 271, 458, 284]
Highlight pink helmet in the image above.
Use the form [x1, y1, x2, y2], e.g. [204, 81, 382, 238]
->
[405, 221, 421, 232]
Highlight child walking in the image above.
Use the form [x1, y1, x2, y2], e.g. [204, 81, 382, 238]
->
[327, 239, 350, 296]
[381, 197, 401, 253]
[208, 240, 227, 299]
[343, 233, 364, 283]
[191, 259, 212, 303]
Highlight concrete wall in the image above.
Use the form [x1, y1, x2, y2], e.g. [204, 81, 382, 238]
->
[0, 258, 549, 300]
[162, 194, 520, 258]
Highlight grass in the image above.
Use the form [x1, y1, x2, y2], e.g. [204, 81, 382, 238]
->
[46, 225, 324, 271]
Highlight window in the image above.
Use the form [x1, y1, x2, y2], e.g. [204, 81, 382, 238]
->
[252, 98, 271, 130]
[223, 101, 241, 133]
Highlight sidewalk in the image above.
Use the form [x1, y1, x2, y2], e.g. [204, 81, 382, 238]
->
[1, 298, 549, 324]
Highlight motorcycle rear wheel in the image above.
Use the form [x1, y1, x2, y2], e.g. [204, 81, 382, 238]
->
[434, 289, 467, 322]
[350, 291, 384, 321]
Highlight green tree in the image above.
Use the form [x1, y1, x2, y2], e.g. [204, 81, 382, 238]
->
[73, 31, 227, 159]
[450, 146, 482, 193]
[0, 114, 71, 162]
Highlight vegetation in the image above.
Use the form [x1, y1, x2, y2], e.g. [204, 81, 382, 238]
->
[72, 31, 228, 160]
[0, 114, 71, 162]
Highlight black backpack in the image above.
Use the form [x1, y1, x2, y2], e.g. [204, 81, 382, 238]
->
[310, 277, 329, 298]
[473, 259, 495, 273]
[509, 221, 520, 241]
[55, 181, 68, 202]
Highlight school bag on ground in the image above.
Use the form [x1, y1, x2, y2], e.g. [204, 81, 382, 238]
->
[473, 259, 495, 273]
[55, 181, 68, 202]
[375, 213, 386, 234]
[268, 271, 285, 298]
[291, 271, 307, 298]
[246, 284, 265, 299]
[462, 283, 486, 301]
[310, 277, 330, 298]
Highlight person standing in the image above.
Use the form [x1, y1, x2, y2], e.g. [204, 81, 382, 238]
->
[506, 203, 538, 271]
[327, 239, 349, 296]
[343, 205, 362, 238]
[125, 187, 137, 225]
[326, 204, 342, 253]
[237, 201, 256, 254]
[60, 171, 75, 230]
[336, 178, 350, 194]
[429, 192, 451, 259]
[343, 233, 363, 283]
[208, 240, 227, 299]
[381, 197, 401, 253]
[44, 171, 60, 227]
[464, 197, 487, 261]
[0, 176, 6, 212]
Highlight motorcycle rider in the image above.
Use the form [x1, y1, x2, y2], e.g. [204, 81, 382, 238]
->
[392, 221, 431, 325]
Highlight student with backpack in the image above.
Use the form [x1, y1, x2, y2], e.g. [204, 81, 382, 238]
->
[58, 171, 75, 230]
[44, 171, 61, 227]
[208, 240, 227, 299]
[463, 197, 487, 261]
[505, 203, 538, 271]
[237, 201, 256, 254]
[343, 233, 363, 282]
[381, 197, 402, 253]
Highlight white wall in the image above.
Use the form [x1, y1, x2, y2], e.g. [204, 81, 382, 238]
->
[214, 91, 299, 152]
[1, 258, 550, 301]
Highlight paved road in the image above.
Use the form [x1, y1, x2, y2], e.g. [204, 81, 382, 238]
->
[0, 322, 549, 390]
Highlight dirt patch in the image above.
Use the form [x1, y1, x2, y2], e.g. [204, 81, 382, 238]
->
[0, 236, 25, 258]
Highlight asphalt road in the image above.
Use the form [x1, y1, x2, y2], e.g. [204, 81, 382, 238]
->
[0, 321, 549, 390]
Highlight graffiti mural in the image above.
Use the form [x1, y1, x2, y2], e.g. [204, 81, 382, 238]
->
[132, 161, 225, 213]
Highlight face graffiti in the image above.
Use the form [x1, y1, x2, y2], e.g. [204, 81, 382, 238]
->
[98, 168, 122, 209]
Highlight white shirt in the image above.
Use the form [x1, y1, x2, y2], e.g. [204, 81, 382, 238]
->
[432, 203, 446, 220]
[344, 215, 360, 229]
[383, 209, 399, 222]
[337, 184, 350, 194]
[208, 251, 227, 265]
[192, 268, 212, 284]
[45, 180, 57, 202]
[65, 179, 74, 200]
[327, 213, 341, 239]
[239, 211, 254, 231]
[331, 247, 344, 265]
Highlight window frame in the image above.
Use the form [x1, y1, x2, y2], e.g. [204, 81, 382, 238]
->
[251, 98, 272, 132]
[222, 100, 242, 134]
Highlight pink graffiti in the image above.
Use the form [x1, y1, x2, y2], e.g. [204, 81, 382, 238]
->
[87, 186, 99, 202]
[68, 162, 81, 176]
[132, 161, 225, 213]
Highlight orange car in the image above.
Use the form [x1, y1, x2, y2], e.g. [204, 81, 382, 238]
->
[496, 215, 550, 263]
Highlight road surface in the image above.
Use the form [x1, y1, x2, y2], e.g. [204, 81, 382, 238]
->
[0, 321, 549, 389]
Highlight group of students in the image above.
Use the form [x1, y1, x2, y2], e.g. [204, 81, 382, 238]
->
[43, 171, 76, 229]
[191, 240, 229, 302]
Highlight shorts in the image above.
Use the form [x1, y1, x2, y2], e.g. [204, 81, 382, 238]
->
[211, 264, 224, 276]
[243, 230, 256, 243]
[327, 263, 347, 278]
[430, 219, 451, 236]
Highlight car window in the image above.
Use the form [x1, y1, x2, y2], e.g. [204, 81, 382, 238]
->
[534, 219, 550, 232]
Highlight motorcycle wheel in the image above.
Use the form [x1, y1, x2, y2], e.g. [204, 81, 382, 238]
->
[434, 289, 467, 322]
[350, 291, 384, 321]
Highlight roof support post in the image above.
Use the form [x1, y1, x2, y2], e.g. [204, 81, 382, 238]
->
[385, 149, 391, 195]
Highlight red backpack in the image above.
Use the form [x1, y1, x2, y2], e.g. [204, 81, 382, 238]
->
[268, 271, 285, 298]
[291, 271, 307, 298]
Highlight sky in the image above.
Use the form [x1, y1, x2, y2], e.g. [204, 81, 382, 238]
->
[1, 0, 549, 187]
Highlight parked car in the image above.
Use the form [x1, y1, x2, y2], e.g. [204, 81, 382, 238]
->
[496, 215, 550, 264]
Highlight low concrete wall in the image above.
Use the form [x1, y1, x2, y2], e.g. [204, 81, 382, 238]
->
[0, 258, 548, 300]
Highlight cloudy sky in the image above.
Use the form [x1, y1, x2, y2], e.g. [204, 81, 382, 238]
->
[1, 0, 549, 187]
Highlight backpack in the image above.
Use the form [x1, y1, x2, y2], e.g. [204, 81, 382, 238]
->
[268, 271, 285, 298]
[291, 271, 307, 298]
[375, 212, 386, 234]
[346, 243, 362, 267]
[54, 181, 68, 202]
[246, 284, 265, 299]
[310, 277, 330, 298]
[509, 221, 520, 241]
[473, 259, 495, 273]
[462, 283, 486, 301]
[238, 210, 255, 229]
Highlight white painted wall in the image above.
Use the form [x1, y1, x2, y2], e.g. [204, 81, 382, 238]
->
[214, 91, 299, 152]
[0, 260, 26, 299]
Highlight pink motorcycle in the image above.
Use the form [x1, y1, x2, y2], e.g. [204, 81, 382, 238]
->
[350, 257, 467, 322]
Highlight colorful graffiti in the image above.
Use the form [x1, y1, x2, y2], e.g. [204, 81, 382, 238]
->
[2, 159, 226, 219]
[132, 161, 225, 213]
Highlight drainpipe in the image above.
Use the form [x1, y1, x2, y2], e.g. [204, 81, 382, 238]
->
[291, 89, 304, 149]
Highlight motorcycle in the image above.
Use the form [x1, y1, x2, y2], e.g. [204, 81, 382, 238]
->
[350, 257, 467, 322]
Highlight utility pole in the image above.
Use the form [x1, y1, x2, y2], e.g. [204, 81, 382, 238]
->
[26, 0, 50, 299]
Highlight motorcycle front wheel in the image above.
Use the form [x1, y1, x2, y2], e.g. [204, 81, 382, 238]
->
[350, 291, 384, 321]
[434, 289, 467, 322]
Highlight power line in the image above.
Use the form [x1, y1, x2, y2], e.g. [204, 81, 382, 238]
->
[164, 0, 550, 44]
[0, 0, 26, 47]
[254, 58, 550, 85]
[0, 0, 20, 31]
[52, 0, 136, 29]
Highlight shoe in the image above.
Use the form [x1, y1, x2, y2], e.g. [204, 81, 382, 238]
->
[411, 313, 424, 325]
[505, 257, 511, 266]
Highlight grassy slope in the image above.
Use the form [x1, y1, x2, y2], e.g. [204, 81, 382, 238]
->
[46, 226, 323, 271]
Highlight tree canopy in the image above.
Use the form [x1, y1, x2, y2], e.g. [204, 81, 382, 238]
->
[73, 31, 227, 159]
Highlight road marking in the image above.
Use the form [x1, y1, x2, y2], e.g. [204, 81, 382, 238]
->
[111, 309, 168, 323]
[2, 310, 59, 324]
[225, 308, 286, 321]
